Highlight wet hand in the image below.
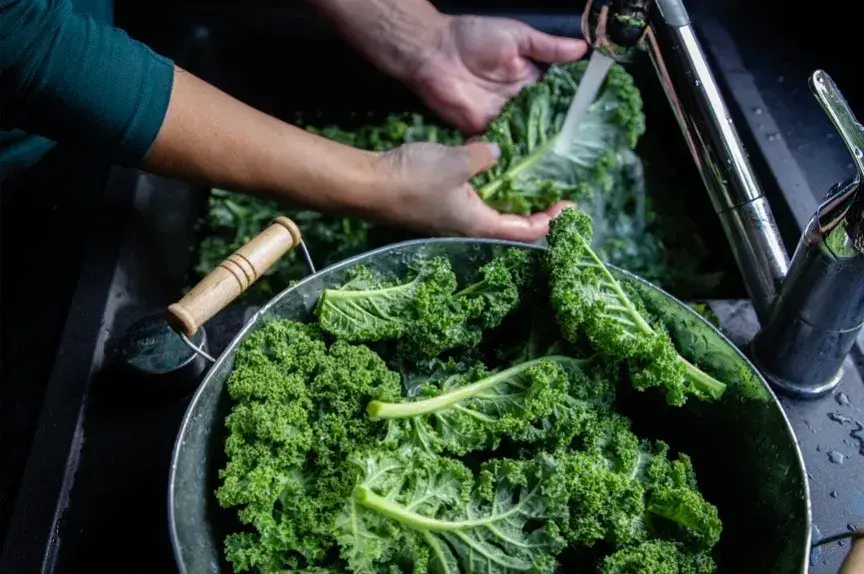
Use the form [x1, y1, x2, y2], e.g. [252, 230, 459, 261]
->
[410, 16, 588, 133]
[364, 141, 572, 242]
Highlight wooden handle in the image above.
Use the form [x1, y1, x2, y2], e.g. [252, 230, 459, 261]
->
[166, 216, 301, 336]
[841, 530, 864, 574]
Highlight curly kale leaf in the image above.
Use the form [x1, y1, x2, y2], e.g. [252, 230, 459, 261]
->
[336, 451, 567, 573]
[368, 355, 601, 455]
[301, 112, 465, 150]
[316, 257, 457, 343]
[599, 540, 717, 574]
[472, 61, 646, 215]
[552, 415, 722, 553]
[546, 207, 726, 406]
[217, 320, 403, 572]
[316, 249, 533, 358]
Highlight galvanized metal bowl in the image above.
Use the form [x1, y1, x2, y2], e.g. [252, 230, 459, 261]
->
[168, 238, 811, 573]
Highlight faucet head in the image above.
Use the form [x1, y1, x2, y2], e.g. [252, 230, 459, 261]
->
[809, 70, 864, 256]
[581, 0, 652, 62]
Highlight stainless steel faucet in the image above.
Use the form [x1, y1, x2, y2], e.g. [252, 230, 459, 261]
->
[751, 72, 864, 397]
[582, 0, 864, 397]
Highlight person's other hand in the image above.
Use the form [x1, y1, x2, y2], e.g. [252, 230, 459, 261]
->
[410, 16, 588, 133]
[362, 141, 572, 241]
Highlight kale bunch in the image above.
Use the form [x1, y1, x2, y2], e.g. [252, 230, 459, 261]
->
[217, 210, 733, 573]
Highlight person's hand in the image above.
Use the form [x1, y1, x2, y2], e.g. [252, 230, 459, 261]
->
[410, 16, 588, 133]
[361, 141, 572, 242]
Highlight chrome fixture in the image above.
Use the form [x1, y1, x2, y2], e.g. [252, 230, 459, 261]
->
[582, 0, 864, 397]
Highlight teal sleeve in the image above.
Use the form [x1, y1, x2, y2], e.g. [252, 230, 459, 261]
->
[0, 0, 175, 166]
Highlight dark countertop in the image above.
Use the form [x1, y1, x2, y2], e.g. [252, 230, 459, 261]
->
[708, 302, 864, 572]
[3, 2, 864, 573]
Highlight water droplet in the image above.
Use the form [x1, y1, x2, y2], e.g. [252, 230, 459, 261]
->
[849, 524, 858, 532]
[797, 144, 806, 151]
[828, 451, 846, 464]
[848, 163, 855, 170]
[829, 412, 854, 425]
[840, 539, 847, 547]
[811, 525, 823, 565]
[694, 80, 701, 87]
[831, 490, 839, 498]
[753, 107, 764, 115]
[768, 133, 779, 142]
[836, 392, 851, 406]
[827, 132, 835, 139]
[850, 423, 864, 455]
[778, 76, 786, 83]
[817, 445, 822, 452]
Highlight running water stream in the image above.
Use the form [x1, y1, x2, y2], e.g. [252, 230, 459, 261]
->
[553, 50, 614, 156]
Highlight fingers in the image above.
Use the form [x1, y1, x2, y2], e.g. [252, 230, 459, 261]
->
[521, 29, 588, 63]
[464, 199, 576, 243]
[473, 209, 553, 243]
[543, 200, 576, 219]
[460, 142, 501, 177]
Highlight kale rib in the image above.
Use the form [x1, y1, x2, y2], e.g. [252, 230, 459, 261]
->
[368, 355, 604, 455]
[368, 356, 564, 419]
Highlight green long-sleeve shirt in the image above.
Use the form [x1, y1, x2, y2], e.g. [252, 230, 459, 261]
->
[0, 0, 175, 178]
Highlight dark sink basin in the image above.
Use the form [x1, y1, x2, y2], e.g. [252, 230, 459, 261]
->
[146, 6, 749, 306]
[9, 4, 863, 574]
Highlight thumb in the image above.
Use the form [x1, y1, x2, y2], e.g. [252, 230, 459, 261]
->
[520, 28, 588, 63]
[457, 142, 501, 179]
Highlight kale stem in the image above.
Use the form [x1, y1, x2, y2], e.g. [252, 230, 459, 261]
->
[368, 358, 543, 419]
[678, 356, 726, 399]
[367, 356, 573, 419]
[353, 486, 502, 531]
[477, 137, 558, 200]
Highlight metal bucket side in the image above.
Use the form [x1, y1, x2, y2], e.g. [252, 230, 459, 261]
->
[168, 238, 810, 574]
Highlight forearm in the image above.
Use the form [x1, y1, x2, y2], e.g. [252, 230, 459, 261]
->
[307, 0, 447, 82]
[142, 67, 378, 214]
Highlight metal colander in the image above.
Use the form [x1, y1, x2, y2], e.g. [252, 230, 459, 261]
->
[166, 230, 810, 574]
